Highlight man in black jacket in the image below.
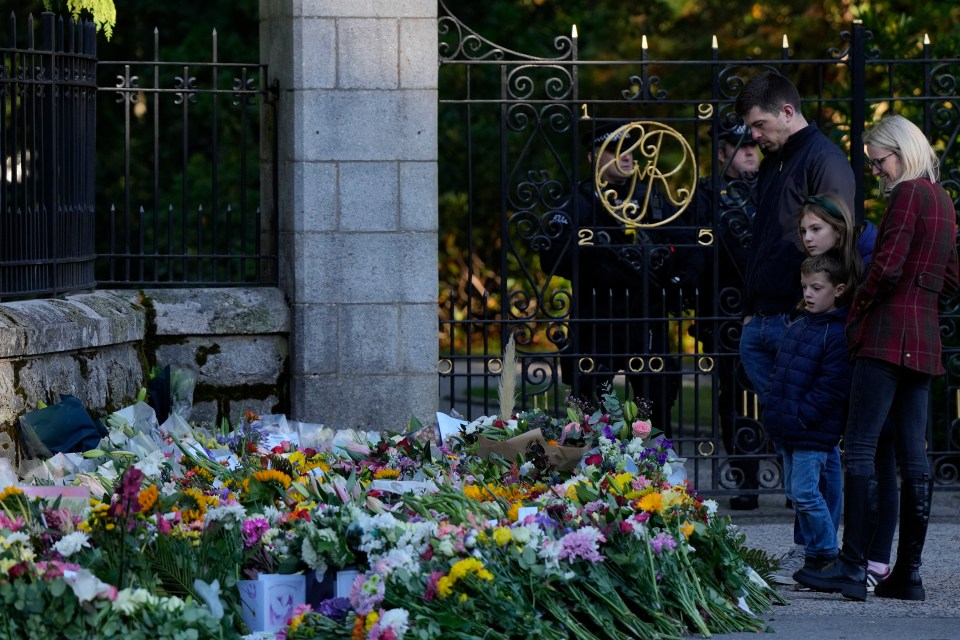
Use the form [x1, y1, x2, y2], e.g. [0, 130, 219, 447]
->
[735, 71, 856, 582]
[735, 72, 856, 404]
[540, 121, 687, 437]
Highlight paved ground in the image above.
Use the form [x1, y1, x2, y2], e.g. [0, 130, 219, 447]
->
[707, 490, 960, 640]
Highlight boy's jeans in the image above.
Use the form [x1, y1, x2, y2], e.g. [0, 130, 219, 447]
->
[781, 446, 839, 560]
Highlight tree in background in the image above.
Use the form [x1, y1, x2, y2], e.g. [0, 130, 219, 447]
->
[42, 0, 117, 39]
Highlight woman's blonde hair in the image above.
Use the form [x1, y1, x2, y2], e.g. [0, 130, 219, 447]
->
[862, 114, 939, 193]
[798, 193, 862, 293]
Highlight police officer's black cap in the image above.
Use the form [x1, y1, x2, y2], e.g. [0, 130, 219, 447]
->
[580, 120, 634, 150]
[718, 122, 756, 146]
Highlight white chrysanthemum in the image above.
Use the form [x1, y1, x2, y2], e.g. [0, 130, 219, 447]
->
[301, 537, 321, 571]
[537, 538, 561, 573]
[378, 608, 410, 635]
[53, 531, 91, 557]
[205, 502, 246, 525]
[3, 531, 30, 547]
[702, 499, 719, 516]
[261, 505, 284, 524]
[374, 548, 418, 576]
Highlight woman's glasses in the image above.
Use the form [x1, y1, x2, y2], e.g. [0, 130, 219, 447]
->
[867, 152, 896, 171]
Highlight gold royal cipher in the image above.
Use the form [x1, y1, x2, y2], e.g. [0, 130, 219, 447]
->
[593, 120, 697, 229]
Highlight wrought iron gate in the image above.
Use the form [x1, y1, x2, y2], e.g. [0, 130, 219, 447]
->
[437, 3, 960, 496]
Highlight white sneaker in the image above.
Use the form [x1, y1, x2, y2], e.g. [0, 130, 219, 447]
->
[866, 565, 891, 593]
[771, 545, 805, 585]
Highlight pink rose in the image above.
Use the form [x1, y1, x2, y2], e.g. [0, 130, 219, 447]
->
[632, 419, 652, 438]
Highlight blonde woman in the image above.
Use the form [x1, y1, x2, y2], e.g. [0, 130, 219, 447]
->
[795, 115, 959, 601]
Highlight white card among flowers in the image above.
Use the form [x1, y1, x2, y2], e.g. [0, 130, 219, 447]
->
[237, 573, 306, 633]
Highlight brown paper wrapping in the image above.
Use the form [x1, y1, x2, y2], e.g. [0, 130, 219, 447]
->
[477, 428, 588, 472]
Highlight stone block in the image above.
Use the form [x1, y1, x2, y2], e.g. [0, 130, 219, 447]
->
[276, 89, 305, 162]
[0, 361, 26, 429]
[301, 0, 435, 18]
[258, 0, 294, 20]
[400, 18, 438, 89]
[6, 345, 143, 426]
[292, 303, 338, 375]
[295, 18, 336, 89]
[338, 19, 398, 89]
[0, 292, 144, 358]
[300, 232, 437, 304]
[399, 162, 438, 231]
[301, 89, 436, 161]
[399, 303, 439, 374]
[277, 231, 298, 299]
[282, 160, 338, 233]
[260, 16, 294, 89]
[137, 288, 290, 336]
[339, 162, 399, 231]
[154, 335, 288, 387]
[339, 304, 400, 373]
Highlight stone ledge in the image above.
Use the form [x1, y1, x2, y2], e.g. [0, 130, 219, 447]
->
[0, 291, 145, 358]
[132, 287, 290, 336]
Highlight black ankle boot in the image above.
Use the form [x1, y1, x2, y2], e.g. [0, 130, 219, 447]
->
[792, 554, 835, 581]
[875, 475, 933, 601]
[794, 474, 878, 601]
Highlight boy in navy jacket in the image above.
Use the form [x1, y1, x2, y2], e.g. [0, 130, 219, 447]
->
[764, 254, 853, 577]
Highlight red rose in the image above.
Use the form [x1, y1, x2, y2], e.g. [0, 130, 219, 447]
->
[585, 453, 603, 466]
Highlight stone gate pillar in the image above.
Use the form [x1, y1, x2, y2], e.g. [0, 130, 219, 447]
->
[260, 1, 438, 430]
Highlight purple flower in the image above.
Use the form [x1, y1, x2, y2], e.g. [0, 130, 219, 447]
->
[241, 517, 270, 548]
[649, 531, 677, 555]
[316, 596, 352, 621]
[349, 573, 385, 616]
[557, 527, 606, 564]
[110, 467, 145, 520]
[601, 424, 615, 441]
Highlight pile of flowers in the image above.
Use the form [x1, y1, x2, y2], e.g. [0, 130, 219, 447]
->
[0, 390, 784, 639]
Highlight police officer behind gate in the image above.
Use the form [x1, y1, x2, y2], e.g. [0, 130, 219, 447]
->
[690, 121, 761, 510]
[540, 120, 688, 438]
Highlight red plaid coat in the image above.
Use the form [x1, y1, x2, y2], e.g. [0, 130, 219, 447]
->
[847, 178, 959, 375]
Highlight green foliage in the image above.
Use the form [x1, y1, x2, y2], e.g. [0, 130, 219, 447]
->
[43, 0, 117, 39]
[0, 577, 99, 638]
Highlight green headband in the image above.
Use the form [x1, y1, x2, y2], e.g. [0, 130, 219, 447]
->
[804, 195, 845, 222]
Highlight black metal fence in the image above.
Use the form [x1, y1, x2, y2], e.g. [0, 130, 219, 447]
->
[0, 13, 97, 299]
[0, 12, 276, 301]
[437, 4, 960, 494]
[95, 26, 276, 288]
